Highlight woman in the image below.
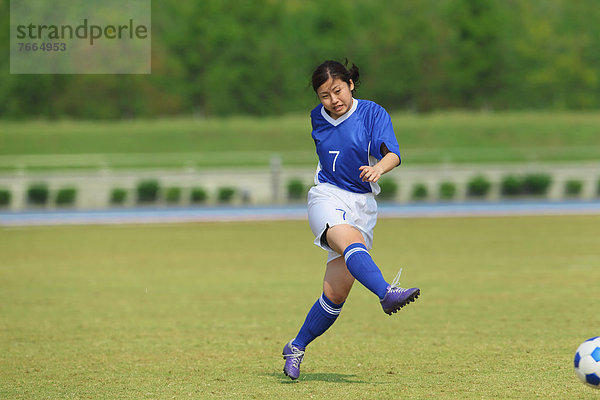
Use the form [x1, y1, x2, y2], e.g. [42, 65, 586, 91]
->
[282, 60, 421, 380]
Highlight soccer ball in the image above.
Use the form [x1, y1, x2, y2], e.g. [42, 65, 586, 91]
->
[574, 336, 600, 388]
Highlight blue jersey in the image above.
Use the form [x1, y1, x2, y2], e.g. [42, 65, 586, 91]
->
[311, 98, 401, 194]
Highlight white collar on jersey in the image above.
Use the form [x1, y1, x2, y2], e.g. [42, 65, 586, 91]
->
[320, 98, 358, 127]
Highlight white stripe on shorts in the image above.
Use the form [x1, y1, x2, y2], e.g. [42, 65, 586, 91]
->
[319, 294, 342, 316]
[343, 246, 369, 263]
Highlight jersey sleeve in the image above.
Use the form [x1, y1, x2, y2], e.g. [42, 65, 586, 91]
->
[370, 106, 401, 164]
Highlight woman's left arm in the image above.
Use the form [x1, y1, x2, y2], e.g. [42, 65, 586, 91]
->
[358, 152, 400, 183]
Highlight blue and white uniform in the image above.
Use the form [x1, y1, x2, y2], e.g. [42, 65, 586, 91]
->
[307, 98, 401, 262]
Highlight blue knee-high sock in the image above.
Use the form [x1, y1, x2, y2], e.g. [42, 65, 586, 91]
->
[343, 243, 389, 299]
[292, 293, 343, 349]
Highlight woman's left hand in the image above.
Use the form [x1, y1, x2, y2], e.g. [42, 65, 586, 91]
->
[359, 165, 384, 182]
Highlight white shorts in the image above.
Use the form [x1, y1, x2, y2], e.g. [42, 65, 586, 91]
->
[307, 183, 378, 263]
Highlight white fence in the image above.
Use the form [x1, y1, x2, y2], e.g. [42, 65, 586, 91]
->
[1, 161, 599, 210]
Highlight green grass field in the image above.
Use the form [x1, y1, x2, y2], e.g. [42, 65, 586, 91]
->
[1, 111, 600, 170]
[2, 215, 600, 399]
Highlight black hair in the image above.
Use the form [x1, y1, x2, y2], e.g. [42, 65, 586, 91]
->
[311, 59, 360, 95]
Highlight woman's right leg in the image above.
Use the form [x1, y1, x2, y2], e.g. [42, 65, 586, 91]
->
[292, 256, 351, 350]
[283, 257, 351, 379]
[323, 255, 355, 304]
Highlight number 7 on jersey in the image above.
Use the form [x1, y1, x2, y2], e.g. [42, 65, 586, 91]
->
[329, 150, 340, 172]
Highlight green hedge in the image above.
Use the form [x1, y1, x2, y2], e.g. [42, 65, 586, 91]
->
[190, 187, 208, 203]
[55, 188, 77, 206]
[522, 174, 552, 195]
[110, 188, 128, 205]
[500, 173, 552, 197]
[287, 179, 305, 200]
[0, 189, 11, 207]
[27, 183, 49, 205]
[500, 175, 523, 196]
[439, 181, 456, 200]
[217, 187, 236, 203]
[565, 180, 583, 197]
[165, 187, 182, 204]
[411, 183, 428, 201]
[378, 178, 398, 201]
[136, 180, 160, 204]
[467, 175, 491, 198]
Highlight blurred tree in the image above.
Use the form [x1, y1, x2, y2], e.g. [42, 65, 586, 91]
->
[2, 0, 600, 118]
[512, 0, 599, 109]
[357, 0, 449, 112]
[445, 0, 505, 109]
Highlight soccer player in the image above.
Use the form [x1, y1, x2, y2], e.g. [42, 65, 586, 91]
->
[282, 60, 421, 380]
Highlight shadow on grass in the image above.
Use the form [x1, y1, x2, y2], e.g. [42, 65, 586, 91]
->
[266, 371, 371, 384]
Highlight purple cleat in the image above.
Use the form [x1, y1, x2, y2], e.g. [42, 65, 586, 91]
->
[282, 339, 305, 380]
[380, 268, 420, 315]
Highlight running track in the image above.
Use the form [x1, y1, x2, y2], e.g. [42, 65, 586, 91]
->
[1, 200, 600, 226]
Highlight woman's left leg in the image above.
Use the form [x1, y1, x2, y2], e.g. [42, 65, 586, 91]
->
[325, 224, 421, 315]
[326, 224, 389, 299]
